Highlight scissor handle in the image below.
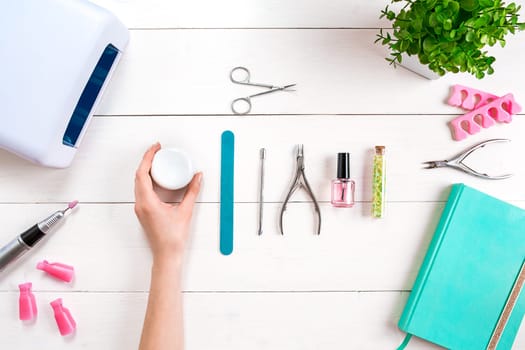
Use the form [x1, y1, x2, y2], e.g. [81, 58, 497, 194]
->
[231, 97, 252, 115]
[455, 138, 511, 163]
[230, 66, 251, 84]
[230, 66, 277, 88]
[447, 138, 513, 180]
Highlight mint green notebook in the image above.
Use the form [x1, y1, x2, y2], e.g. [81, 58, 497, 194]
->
[399, 184, 525, 350]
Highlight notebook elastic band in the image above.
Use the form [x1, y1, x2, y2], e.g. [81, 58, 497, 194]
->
[396, 333, 412, 350]
[487, 260, 525, 350]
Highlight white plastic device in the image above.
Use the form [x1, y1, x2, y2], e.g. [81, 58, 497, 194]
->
[0, 0, 129, 168]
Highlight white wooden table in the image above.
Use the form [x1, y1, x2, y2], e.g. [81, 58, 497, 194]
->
[1, 1, 525, 348]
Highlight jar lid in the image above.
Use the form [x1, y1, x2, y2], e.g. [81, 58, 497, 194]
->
[151, 148, 194, 190]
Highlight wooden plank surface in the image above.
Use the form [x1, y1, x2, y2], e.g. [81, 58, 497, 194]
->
[0, 116, 522, 203]
[90, 0, 525, 31]
[0, 202, 441, 292]
[0, 291, 454, 350]
[2, 0, 525, 348]
[96, 29, 525, 116]
[90, 0, 400, 29]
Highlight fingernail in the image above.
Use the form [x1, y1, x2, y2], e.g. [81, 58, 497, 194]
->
[196, 172, 203, 184]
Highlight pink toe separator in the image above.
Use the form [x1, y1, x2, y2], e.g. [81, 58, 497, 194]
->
[448, 84, 500, 110]
[37, 260, 75, 283]
[19, 282, 37, 321]
[448, 85, 522, 141]
[50, 298, 76, 336]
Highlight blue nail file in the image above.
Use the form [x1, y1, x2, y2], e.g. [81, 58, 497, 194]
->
[220, 130, 235, 255]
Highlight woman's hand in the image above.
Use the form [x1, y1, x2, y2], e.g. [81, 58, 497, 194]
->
[135, 143, 200, 350]
[134, 143, 202, 266]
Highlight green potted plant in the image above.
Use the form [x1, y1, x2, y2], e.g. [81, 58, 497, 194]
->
[376, 0, 525, 79]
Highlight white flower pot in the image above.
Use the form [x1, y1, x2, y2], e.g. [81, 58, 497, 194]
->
[400, 53, 440, 80]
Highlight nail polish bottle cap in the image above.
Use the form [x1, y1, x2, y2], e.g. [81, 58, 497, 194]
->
[337, 152, 350, 179]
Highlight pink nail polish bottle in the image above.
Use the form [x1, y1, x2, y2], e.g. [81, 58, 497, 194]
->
[331, 153, 355, 208]
[50, 298, 76, 336]
[19, 282, 37, 321]
[37, 260, 75, 283]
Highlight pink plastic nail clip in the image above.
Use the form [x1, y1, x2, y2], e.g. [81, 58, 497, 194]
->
[19, 282, 37, 321]
[37, 260, 74, 283]
[449, 94, 522, 141]
[448, 84, 499, 110]
[50, 298, 76, 336]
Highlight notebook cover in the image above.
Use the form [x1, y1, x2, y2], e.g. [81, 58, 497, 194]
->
[398, 183, 525, 349]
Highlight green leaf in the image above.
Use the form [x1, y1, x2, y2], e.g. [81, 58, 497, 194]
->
[452, 51, 465, 65]
[399, 39, 410, 51]
[479, 0, 493, 7]
[423, 37, 439, 52]
[387, 11, 396, 20]
[440, 41, 456, 51]
[480, 34, 488, 44]
[380, 6, 388, 19]
[476, 71, 485, 79]
[449, 1, 460, 13]
[408, 42, 420, 55]
[397, 29, 411, 40]
[436, 12, 447, 24]
[475, 15, 489, 27]
[427, 0, 438, 8]
[439, 53, 448, 64]
[412, 18, 423, 32]
[465, 30, 476, 42]
[429, 13, 439, 27]
[375, 0, 525, 79]
[460, 0, 479, 11]
[419, 53, 430, 64]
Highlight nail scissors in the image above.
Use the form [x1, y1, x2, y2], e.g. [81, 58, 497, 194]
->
[230, 66, 296, 115]
[422, 138, 513, 180]
[279, 145, 321, 235]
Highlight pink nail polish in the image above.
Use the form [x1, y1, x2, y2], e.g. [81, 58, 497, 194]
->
[19, 282, 37, 321]
[37, 260, 74, 283]
[331, 153, 355, 208]
[50, 298, 76, 336]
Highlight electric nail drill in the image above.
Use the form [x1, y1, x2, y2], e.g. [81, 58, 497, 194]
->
[0, 201, 78, 273]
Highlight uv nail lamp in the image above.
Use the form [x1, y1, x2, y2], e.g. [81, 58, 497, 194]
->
[0, 0, 129, 168]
